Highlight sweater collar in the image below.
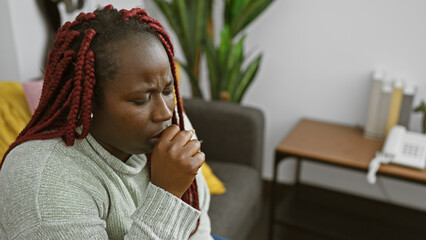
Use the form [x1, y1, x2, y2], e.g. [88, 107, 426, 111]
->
[77, 133, 147, 175]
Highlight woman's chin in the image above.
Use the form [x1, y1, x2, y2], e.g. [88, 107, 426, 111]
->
[147, 137, 160, 145]
[135, 142, 155, 154]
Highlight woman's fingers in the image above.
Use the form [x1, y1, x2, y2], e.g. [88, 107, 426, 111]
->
[159, 125, 195, 147]
[171, 129, 194, 146]
[184, 139, 202, 156]
[190, 151, 206, 173]
[159, 124, 181, 142]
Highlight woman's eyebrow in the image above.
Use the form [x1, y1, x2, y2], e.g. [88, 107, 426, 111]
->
[127, 79, 173, 95]
[127, 89, 149, 95]
[166, 78, 173, 86]
[163, 78, 174, 89]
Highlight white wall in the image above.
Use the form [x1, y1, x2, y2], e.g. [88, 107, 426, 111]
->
[7, 0, 48, 82]
[241, 0, 426, 211]
[0, 0, 20, 81]
[2, 0, 426, 211]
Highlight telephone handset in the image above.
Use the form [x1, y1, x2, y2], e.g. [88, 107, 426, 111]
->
[367, 125, 426, 184]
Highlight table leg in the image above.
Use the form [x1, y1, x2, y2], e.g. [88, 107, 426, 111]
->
[295, 157, 302, 185]
[268, 152, 290, 240]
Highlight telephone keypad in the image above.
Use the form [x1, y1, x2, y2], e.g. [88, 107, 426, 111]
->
[402, 143, 424, 159]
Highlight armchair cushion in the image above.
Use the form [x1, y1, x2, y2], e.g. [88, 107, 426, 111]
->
[207, 161, 262, 239]
[183, 98, 264, 172]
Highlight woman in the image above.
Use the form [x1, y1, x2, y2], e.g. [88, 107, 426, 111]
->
[0, 5, 216, 240]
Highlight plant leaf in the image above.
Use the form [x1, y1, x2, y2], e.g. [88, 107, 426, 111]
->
[152, 1, 180, 40]
[226, 36, 245, 94]
[218, 26, 231, 65]
[231, 0, 274, 37]
[224, 0, 232, 27]
[179, 62, 203, 98]
[232, 55, 262, 102]
[204, 37, 220, 99]
[194, 1, 207, 51]
[176, 0, 193, 63]
[227, 35, 245, 71]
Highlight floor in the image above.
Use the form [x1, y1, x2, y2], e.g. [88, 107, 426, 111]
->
[246, 198, 323, 240]
[246, 184, 324, 240]
[246, 183, 426, 240]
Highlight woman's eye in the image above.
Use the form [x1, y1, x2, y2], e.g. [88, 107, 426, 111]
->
[132, 95, 150, 105]
[133, 101, 147, 106]
[163, 88, 173, 96]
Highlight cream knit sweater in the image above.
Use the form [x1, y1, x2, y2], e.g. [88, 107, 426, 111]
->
[0, 133, 213, 240]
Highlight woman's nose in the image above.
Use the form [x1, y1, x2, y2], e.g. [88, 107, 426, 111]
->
[151, 94, 173, 122]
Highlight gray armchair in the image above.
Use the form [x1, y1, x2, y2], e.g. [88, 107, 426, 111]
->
[183, 98, 264, 240]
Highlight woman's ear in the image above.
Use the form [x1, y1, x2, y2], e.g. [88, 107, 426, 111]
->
[91, 87, 103, 111]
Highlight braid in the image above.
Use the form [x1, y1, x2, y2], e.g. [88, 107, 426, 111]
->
[157, 34, 185, 130]
[1, 4, 200, 232]
[65, 28, 96, 145]
[78, 49, 96, 138]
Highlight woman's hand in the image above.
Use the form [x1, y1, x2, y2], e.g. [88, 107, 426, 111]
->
[150, 124, 205, 198]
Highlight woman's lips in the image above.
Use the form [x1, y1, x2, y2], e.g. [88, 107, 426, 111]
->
[147, 130, 164, 144]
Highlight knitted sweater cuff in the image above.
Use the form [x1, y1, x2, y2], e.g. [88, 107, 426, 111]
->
[131, 182, 201, 239]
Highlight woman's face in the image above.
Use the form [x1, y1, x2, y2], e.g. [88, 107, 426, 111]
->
[90, 35, 175, 161]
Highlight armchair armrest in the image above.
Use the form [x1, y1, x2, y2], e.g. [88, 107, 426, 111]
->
[183, 98, 264, 174]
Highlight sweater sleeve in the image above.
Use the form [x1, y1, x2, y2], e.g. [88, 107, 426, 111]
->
[188, 167, 215, 240]
[126, 182, 201, 240]
[3, 177, 200, 240]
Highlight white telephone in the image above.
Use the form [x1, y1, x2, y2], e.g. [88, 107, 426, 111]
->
[367, 125, 426, 184]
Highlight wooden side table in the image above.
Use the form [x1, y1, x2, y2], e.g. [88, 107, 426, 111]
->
[268, 119, 426, 239]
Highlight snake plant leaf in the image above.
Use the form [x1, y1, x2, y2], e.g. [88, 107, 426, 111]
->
[414, 101, 426, 112]
[154, 0, 272, 101]
[226, 36, 245, 94]
[232, 0, 251, 23]
[227, 35, 245, 71]
[230, 0, 274, 37]
[224, 0, 232, 29]
[176, 0, 193, 63]
[152, 1, 180, 40]
[179, 61, 203, 98]
[227, 61, 243, 96]
[187, 3, 195, 45]
[157, 0, 191, 64]
[218, 25, 231, 66]
[217, 32, 232, 92]
[224, 0, 250, 25]
[204, 37, 220, 99]
[194, 1, 207, 53]
[232, 55, 262, 102]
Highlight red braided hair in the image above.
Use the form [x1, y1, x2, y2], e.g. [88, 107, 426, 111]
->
[1, 5, 199, 231]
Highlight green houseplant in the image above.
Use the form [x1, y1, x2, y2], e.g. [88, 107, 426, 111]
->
[152, 0, 274, 102]
[414, 101, 426, 134]
[152, 1, 212, 98]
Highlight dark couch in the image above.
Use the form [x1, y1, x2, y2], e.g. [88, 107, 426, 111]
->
[183, 98, 265, 240]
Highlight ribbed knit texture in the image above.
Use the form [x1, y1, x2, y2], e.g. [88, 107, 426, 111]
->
[0, 133, 213, 240]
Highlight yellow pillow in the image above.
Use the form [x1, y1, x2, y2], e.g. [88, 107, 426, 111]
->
[0, 81, 32, 162]
[202, 162, 226, 195]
